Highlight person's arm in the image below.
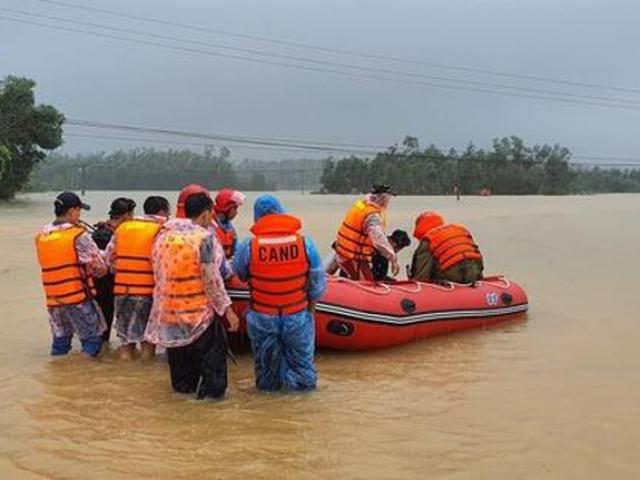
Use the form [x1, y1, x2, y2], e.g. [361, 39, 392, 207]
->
[212, 236, 235, 280]
[76, 232, 108, 278]
[364, 213, 399, 276]
[200, 234, 232, 315]
[363, 213, 396, 261]
[102, 235, 117, 274]
[410, 240, 435, 282]
[304, 237, 328, 306]
[231, 238, 252, 282]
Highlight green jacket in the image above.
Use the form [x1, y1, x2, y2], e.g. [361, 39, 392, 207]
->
[410, 239, 483, 283]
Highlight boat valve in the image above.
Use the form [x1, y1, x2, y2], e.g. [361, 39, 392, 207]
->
[327, 320, 354, 336]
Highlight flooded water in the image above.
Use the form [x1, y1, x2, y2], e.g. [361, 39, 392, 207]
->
[1, 191, 639, 479]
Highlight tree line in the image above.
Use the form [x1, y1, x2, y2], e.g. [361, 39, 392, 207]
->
[320, 136, 640, 195]
[30, 149, 326, 193]
[29, 136, 640, 196]
[4, 75, 640, 199]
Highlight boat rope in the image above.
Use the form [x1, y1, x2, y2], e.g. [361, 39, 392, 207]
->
[391, 281, 423, 294]
[332, 277, 392, 295]
[477, 276, 511, 289]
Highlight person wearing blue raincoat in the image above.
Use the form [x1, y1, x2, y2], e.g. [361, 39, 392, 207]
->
[233, 195, 327, 391]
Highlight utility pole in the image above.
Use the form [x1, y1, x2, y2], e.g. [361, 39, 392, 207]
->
[455, 157, 461, 201]
[79, 165, 86, 196]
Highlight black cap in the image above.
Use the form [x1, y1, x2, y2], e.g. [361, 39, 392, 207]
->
[55, 191, 90, 212]
[108, 197, 136, 218]
[370, 184, 395, 195]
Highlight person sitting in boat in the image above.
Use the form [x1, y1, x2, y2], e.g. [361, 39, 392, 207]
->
[410, 211, 484, 284]
[212, 188, 246, 259]
[233, 194, 327, 392]
[331, 184, 400, 281]
[372, 229, 411, 282]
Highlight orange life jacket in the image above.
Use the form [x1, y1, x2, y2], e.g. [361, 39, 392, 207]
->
[249, 213, 309, 316]
[214, 224, 236, 259]
[423, 224, 483, 272]
[35, 225, 96, 307]
[335, 199, 385, 262]
[113, 218, 162, 296]
[156, 227, 209, 325]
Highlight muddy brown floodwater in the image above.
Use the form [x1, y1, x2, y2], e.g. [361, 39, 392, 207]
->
[1, 191, 639, 479]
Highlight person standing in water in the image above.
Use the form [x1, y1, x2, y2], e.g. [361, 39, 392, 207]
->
[91, 197, 136, 343]
[233, 195, 327, 391]
[212, 188, 246, 259]
[35, 192, 108, 357]
[104, 196, 170, 360]
[331, 184, 400, 281]
[145, 193, 239, 399]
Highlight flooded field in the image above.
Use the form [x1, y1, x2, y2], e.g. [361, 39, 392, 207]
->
[1, 191, 639, 479]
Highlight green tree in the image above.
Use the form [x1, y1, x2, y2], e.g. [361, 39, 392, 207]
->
[0, 76, 65, 199]
[0, 145, 9, 181]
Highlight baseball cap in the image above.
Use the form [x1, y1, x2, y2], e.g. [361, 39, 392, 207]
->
[54, 191, 90, 212]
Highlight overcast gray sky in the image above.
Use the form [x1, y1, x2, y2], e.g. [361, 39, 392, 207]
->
[2, 0, 640, 162]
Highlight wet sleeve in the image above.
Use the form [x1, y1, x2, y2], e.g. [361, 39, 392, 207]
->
[212, 235, 233, 280]
[200, 234, 232, 315]
[364, 213, 396, 261]
[231, 238, 252, 282]
[410, 240, 434, 282]
[103, 236, 117, 274]
[76, 232, 108, 278]
[304, 237, 327, 301]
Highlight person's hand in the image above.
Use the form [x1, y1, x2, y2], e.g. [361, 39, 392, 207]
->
[309, 301, 317, 314]
[391, 258, 400, 277]
[225, 306, 240, 332]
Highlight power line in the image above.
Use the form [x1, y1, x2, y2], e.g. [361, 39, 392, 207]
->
[64, 118, 640, 166]
[64, 132, 338, 158]
[5, 14, 640, 112]
[32, 0, 640, 95]
[66, 119, 379, 154]
[4, 7, 639, 107]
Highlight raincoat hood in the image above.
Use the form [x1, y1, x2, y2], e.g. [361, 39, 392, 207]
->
[253, 195, 285, 222]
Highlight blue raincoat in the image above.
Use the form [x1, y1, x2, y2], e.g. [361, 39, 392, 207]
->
[233, 195, 327, 391]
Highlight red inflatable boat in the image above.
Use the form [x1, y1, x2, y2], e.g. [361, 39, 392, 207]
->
[227, 275, 528, 350]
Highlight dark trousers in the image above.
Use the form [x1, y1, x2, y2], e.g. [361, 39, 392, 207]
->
[94, 274, 114, 342]
[167, 318, 228, 399]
